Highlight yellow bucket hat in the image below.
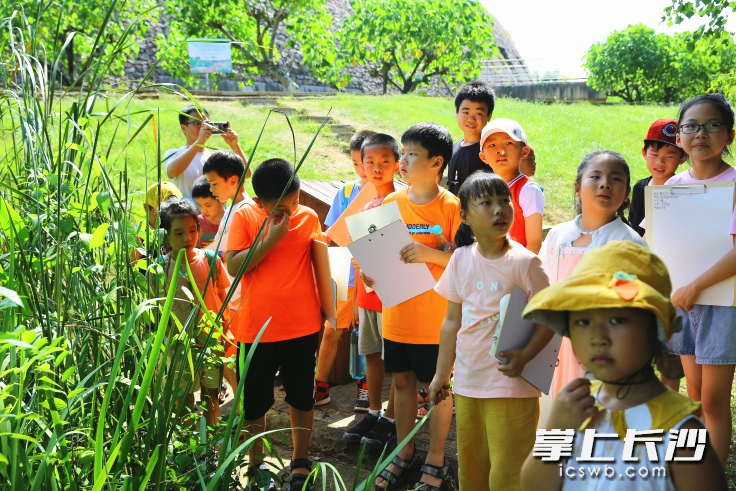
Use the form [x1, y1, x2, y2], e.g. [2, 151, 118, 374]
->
[146, 181, 183, 207]
[522, 241, 680, 341]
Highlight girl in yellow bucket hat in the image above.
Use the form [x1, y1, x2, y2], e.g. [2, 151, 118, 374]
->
[519, 241, 726, 490]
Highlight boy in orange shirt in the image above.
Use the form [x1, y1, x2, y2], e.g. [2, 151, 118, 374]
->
[226, 159, 321, 491]
[373, 123, 461, 491]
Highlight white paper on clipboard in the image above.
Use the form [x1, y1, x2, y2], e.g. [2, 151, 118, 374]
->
[327, 247, 352, 301]
[645, 183, 735, 306]
[346, 201, 402, 242]
[490, 286, 561, 394]
[347, 220, 436, 308]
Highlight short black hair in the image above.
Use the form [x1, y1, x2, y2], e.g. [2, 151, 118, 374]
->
[202, 150, 245, 180]
[191, 175, 216, 200]
[349, 129, 378, 151]
[361, 133, 400, 161]
[178, 104, 210, 126]
[159, 197, 200, 232]
[252, 158, 300, 202]
[643, 140, 687, 158]
[454, 81, 496, 114]
[401, 122, 454, 178]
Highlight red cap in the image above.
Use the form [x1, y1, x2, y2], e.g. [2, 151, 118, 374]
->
[644, 119, 678, 146]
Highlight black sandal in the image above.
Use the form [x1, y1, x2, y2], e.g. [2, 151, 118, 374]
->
[244, 463, 278, 491]
[289, 458, 315, 491]
[412, 458, 453, 491]
[374, 449, 422, 491]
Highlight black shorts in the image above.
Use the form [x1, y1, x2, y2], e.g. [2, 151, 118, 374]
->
[237, 332, 319, 420]
[383, 339, 440, 383]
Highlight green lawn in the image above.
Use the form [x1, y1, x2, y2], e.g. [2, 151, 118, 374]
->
[90, 93, 709, 225]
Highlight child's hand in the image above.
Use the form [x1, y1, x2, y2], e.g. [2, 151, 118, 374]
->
[497, 349, 528, 378]
[545, 378, 598, 431]
[266, 212, 290, 244]
[352, 302, 359, 326]
[400, 242, 431, 264]
[360, 270, 375, 288]
[351, 258, 360, 271]
[428, 375, 452, 405]
[671, 283, 700, 311]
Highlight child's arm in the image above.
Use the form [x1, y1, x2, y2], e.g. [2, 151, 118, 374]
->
[226, 213, 290, 276]
[668, 418, 727, 490]
[672, 236, 736, 310]
[524, 213, 543, 254]
[399, 243, 453, 267]
[427, 301, 462, 404]
[497, 324, 554, 378]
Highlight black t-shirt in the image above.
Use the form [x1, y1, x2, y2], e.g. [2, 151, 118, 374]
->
[446, 140, 492, 196]
[628, 176, 651, 237]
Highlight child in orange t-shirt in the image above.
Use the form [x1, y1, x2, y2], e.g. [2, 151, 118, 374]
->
[226, 158, 321, 491]
[371, 123, 461, 491]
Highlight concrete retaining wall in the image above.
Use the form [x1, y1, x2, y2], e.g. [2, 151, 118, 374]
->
[494, 82, 607, 102]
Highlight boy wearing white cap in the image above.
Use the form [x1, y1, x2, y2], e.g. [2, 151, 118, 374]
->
[479, 118, 545, 253]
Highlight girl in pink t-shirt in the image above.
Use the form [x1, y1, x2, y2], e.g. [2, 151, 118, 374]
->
[429, 172, 551, 491]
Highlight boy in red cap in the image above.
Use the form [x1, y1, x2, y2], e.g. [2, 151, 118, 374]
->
[628, 119, 688, 237]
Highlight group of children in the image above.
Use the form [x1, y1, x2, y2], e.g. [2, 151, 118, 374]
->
[141, 86, 735, 491]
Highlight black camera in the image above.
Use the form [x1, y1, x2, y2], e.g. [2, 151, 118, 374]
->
[210, 121, 229, 134]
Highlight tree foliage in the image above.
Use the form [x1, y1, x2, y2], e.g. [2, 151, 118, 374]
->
[160, 0, 345, 90]
[0, 0, 157, 85]
[338, 0, 497, 94]
[583, 23, 736, 103]
[664, 0, 736, 37]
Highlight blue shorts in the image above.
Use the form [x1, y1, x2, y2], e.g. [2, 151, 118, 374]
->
[667, 305, 736, 365]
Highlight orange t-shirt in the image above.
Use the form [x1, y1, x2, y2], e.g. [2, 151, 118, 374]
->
[381, 188, 461, 344]
[227, 203, 322, 343]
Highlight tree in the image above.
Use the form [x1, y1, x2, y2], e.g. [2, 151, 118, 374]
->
[338, 0, 497, 94]
[664, 0, 736, 37]
[583, 23, 736, 103]
[160, 0, 345, 91]
[0, 0, 157, 85]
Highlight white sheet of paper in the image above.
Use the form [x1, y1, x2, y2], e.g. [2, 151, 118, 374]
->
[347, 220, 436, 308]
[346, 201, 402, 242]
[491, 286, 561, 394]
[646, 184, 735, 306]
[327, 247, 352, 302]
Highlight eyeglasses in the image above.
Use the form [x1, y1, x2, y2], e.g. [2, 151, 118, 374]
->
[184, 121, 202, 127]
[680, 122, 727, 134]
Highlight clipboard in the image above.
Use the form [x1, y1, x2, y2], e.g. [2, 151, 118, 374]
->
[345, 201, 402, 242]
[324, 181, 377, 246]
[347, 220, 436, 308]
[645, 182, 736, 306]
[489, 286, 561, 394]
[311, 240, 338, 330]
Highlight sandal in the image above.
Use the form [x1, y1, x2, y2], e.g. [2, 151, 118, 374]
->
[374, 449, 422, 491]
[417, 402, 430, 418]
[289, 458, 315, 491]
[412, 459, 453, 491]
[244, 463, 278, 491]
[218, 382, 228, 404]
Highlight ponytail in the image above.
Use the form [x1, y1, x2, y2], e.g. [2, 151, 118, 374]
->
[454, 222, 475, 248]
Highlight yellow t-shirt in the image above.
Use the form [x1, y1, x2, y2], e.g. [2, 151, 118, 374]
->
[381, 188, 461, 344]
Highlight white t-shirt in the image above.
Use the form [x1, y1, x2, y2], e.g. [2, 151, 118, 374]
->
[434, 241, 550, 399]
[164, 146, 211, 199]
[519, 180, 546, 217]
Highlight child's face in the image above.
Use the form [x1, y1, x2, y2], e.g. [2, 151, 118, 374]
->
[166, 215, 199, 255]
[399, 141, 442, 185]
[255, 189, 300, 218]
[569, 307, 654, 384]
[575, 156, 629, 216]
[145, 204, 159, 229]
[642, 144, 684, 183]
[461, 191, 513, 240]
[676, 102, 735, 163]
[362, 144, 399, 189]
[478, 132, 530, 180]
[456, 99, 491, 140]
[350, 149, 366, 179]
[195, 196, 225, 224]
[204, 171, 239, 203]
[520, 150, 537, 177]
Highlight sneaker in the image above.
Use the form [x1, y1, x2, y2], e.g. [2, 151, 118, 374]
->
[314, 380, 331, 406]
[354, 378, 370, 412]
[361, 416, 397, 448]
[342, 412, 379, 442]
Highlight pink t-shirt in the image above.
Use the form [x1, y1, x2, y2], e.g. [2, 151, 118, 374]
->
[434, 241, 550, 399]
[666, 166, 736, 234]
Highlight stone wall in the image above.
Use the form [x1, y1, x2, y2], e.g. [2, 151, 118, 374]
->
[123, 1, 531, 95]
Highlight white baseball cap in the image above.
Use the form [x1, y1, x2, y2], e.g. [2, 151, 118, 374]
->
[480, 118, 528, 146]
